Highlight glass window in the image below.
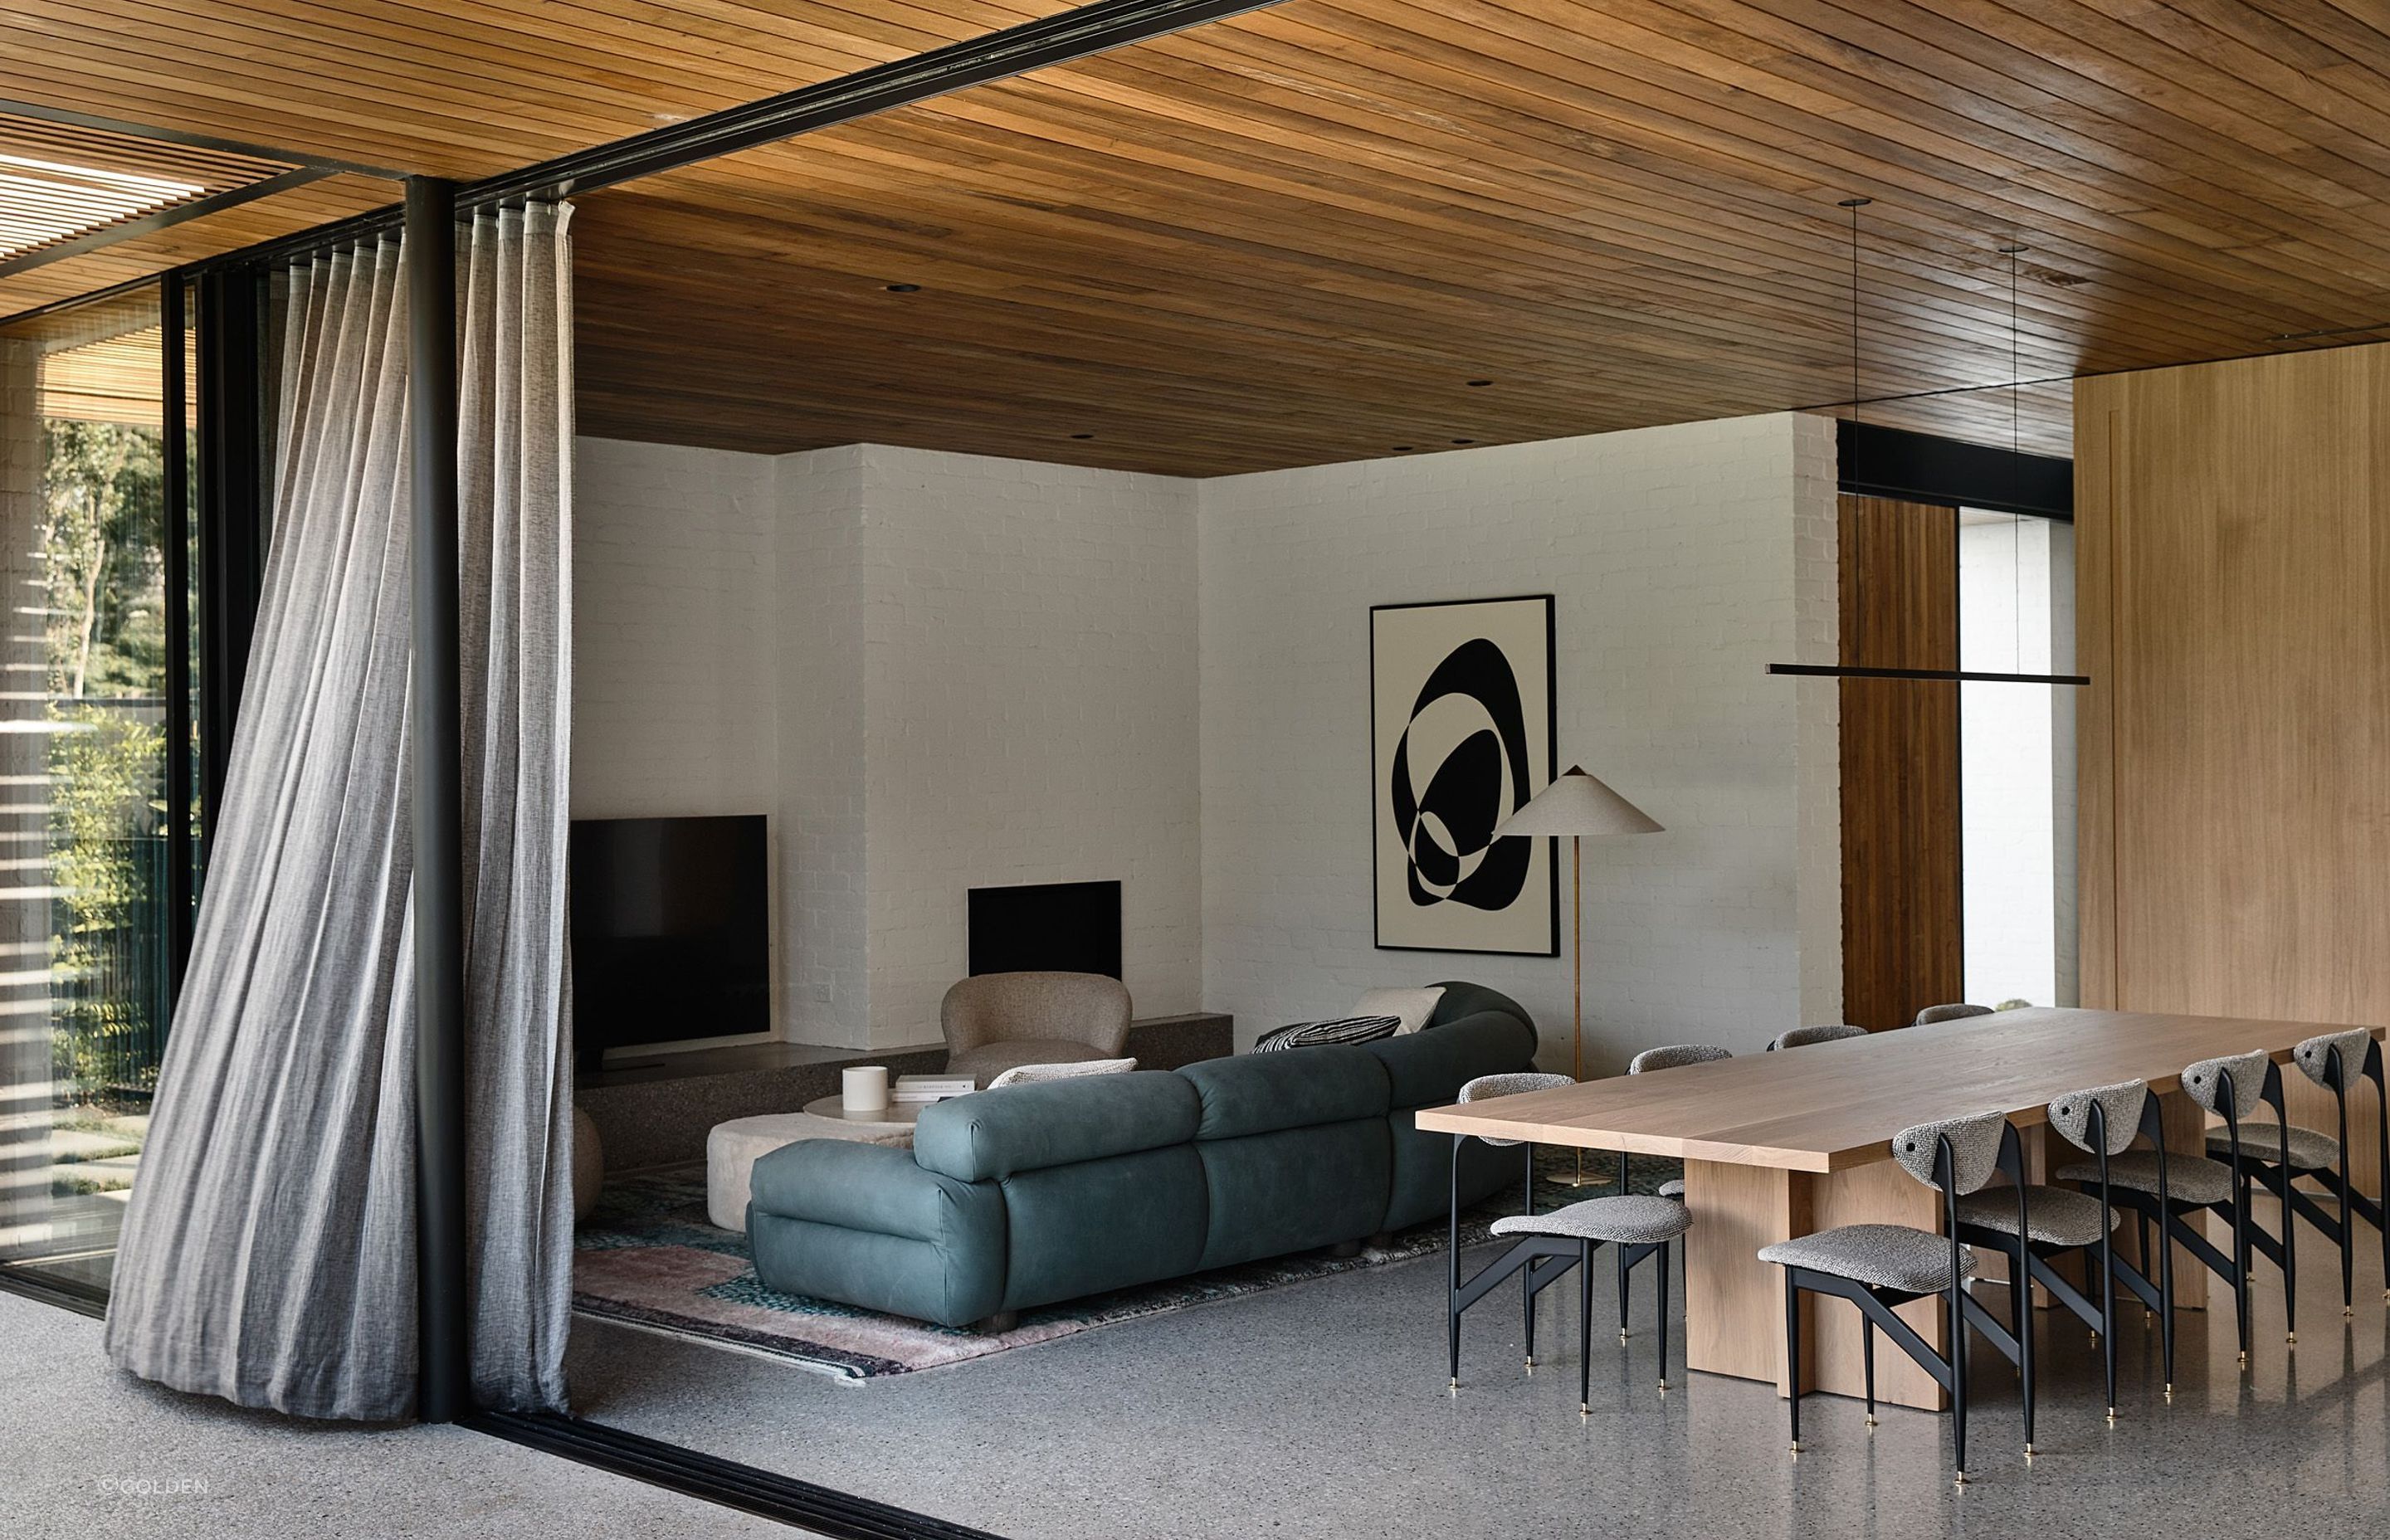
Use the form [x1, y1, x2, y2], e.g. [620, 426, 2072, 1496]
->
[0, 290, 176, 1299]
[1957, 509, 2076, 1009]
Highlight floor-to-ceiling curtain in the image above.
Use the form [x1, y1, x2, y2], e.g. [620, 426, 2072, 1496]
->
[102, 204, 575, 1420]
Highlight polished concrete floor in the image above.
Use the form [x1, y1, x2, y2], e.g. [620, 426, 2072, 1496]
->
[568, 1216, 2390, 1539]
[0, 1290, 793, 1540]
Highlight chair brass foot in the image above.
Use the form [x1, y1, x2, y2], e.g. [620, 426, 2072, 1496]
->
[2238, 1351, 2249, 1367]
[2287, 1333, 2298, 1346]
[1954, 1469, 1969, 1488]
[1788, 1442, 1802, 1455]
[1656, 1379, 1668, 1392]
[2105, 1406, 2119, 1425]
[1579, 1401, 1591, 1417]
[1619, 1328, 1630, 1343]
[2163, 1382, 2174, 1400]
[2023, 1444, 2037, 1460]
[2345, 1307, 2356, 1319]
[1864, 1414, 1878, 1427]
[1524, 1357, 1535, 1372]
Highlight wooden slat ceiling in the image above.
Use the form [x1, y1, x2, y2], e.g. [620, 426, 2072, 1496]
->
[0, 116, 287, 262]
[12, 2, 2390, 472]
[574, 0, 2390, 472]
[0, 0, 1076, 316]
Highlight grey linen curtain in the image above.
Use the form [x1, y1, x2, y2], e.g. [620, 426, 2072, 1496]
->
[102, 203, 575, 1420]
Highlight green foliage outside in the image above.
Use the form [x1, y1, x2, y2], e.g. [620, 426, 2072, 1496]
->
[40, 418, 171, 1103]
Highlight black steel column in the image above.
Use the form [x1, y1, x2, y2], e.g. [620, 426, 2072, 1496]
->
[158, 276, 195, 1004]
[193, 266, 266, 857]
[405, 176, 469, 1425]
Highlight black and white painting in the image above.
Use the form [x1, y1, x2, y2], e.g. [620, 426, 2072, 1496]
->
[1370, 595, 1557, 956]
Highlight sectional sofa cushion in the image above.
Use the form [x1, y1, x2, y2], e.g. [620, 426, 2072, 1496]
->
[999, 1145, 1209, 1309]
[1178, 1045, 1391, 1140]
[912, 1070, 1201, 1182]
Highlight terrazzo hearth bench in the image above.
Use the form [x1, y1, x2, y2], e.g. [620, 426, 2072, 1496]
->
[744, 982, 1539, 1330]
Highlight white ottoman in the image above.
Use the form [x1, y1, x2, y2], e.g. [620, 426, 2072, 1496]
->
[705, 1111, 915, 1233]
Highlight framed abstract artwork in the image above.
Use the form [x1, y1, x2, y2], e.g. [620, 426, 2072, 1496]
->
[1369, 595, 1558, 956]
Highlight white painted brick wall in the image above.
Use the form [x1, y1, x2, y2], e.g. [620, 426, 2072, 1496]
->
[573, 416, 1840, 1062]
[1197, 414, 1841, 1063]
[569, 436, 1202, 1051]
[571, 438, 777, 819]
[856, 446, 1202, 1046]
[778, 446, 871, 1045]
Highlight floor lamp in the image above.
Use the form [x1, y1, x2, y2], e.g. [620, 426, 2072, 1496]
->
[1495, 766, 1663, 1187]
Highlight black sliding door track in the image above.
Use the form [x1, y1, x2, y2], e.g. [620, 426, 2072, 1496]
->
[471, 1412, 1008, 1539]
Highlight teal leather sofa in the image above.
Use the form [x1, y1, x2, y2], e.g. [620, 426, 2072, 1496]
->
[746, 982, 1539, 1328]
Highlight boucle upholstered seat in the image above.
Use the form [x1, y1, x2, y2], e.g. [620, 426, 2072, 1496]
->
[2056, 1148, 2235, 1206]
[1760, 1109, 2016, 1480]
[1447, 1071, 1692, 1405]
[1914, 1002, 1996, 1026]
[1953, 1186, 2117, 1248]
[2204, 1121, 2338, 1170]
[1493, 1195, 1690, 1246]
[1759, 1223, 1976, 1294]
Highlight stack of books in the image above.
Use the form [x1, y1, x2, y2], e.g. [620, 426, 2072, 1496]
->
[892, 1074, 976, 1104]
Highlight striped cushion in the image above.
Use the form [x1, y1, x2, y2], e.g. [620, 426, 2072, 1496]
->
[1253, 1015, 1402, 1052]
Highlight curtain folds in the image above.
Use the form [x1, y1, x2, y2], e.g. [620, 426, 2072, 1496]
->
[102, 205, 574, 1420]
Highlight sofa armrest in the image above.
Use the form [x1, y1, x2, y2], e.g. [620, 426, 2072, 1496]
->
[745, 1139, 1010, 1328]
[749, 1138, 1002, 1245]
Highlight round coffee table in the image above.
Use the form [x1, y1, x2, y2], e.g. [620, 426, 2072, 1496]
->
[799, 1094, 927, 1138]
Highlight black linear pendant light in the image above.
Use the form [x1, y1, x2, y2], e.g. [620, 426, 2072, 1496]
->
[1768, 201, 2088, 690]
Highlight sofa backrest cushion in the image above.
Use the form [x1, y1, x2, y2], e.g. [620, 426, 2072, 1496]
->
[1366, 1010, 1539, 1109]
[913, 1070, 1201, 1183]
[1178, 1046, 1391, 1141]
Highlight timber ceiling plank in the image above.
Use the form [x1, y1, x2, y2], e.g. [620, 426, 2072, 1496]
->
[10, 1, 2390, 471]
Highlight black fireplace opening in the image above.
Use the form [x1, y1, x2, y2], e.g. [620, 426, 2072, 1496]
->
[967, 880, 1123, 978]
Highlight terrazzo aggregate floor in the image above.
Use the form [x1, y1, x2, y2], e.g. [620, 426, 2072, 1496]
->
[567, 1212, 2390, 1539]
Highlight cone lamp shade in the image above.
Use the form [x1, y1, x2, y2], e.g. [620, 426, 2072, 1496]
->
[1497, 767, 1663, 838]
[1497, 766, 1661, 1187]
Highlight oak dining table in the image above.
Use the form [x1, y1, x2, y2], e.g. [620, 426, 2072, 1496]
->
[1415, 1006, 2386, 1411]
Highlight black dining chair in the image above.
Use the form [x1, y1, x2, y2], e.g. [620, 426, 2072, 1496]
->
[1760, 1110, 2032, 1484]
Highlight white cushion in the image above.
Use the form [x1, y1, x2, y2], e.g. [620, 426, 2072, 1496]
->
[986, 1056, 1138, 1089]
[1356, 985, 1446, 1036]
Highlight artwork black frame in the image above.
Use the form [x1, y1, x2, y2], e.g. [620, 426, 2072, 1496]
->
[1369, 593, 1558, 958]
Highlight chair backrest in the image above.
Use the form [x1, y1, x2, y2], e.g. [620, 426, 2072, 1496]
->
[1628, 1044, 1731, 1075]
[1456, 1071, 1573, 1148]
[2046, 1079, 2150, 1157]
[1914, 1002, 1994, 1026]
[1767, 1022, 1869, 1051]
[2182, 1050, 2270, 1121]
[941, 972, 1132, 1057]
[1890, 1110, 2011, 1196]
[2293, 1029, 2377, 1090]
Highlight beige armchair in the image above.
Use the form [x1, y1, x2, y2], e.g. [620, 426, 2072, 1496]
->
[942, 971, 1133, 1087]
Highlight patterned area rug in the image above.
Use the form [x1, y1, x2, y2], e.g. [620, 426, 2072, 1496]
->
[573, 1149, 1680, 1381]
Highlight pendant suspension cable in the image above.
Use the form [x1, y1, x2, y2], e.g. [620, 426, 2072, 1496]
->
[1840, 197, 1871, 426]
[2000, 241, 2028, 676]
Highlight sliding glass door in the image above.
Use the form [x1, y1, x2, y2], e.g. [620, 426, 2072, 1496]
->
[0, 284, 198, 1300]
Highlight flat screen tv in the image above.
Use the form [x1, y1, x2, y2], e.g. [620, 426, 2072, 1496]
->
[967, 880, 1122, 979]
[570, 815, 768, 1067]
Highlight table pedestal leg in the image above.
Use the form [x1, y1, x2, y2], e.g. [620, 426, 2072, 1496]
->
[1683, 1158, 1948, 1411]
